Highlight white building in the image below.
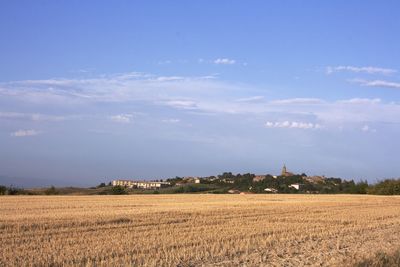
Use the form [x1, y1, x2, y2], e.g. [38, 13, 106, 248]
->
[264, 188, 278, 193]
[112, 180, 135, 187]
[112, 180, 171, 189]
[289, 183, 304, 190]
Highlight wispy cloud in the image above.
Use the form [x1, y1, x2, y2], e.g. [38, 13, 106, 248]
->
[214, 58, 236, 65]
[157, 60, 172, 65]
[11, 129, 41, 137]
[162, 118, 180, 123]
[164, 100, 198, 110]
[0, 112, 65, 121]
[0, 72, 224, 105]
[155, 76, 185, 82]
[327, 66, 396, 75]
[361, 125, 376, 133]
[265, 121, 321, 129]
[70, 68, 95, 74]
[2, 72, 400, 133]
[337, 98, 381, 104]
[351, 79, 400, 89]
[270, 98, 323, 105]
[235, 96, 264, 102]
[109, 114, 133, 123]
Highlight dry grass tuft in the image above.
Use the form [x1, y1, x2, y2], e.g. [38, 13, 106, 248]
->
[354, 250, 400, 267]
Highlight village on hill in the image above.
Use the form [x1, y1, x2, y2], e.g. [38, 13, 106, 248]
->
[109, 165, 369, 195]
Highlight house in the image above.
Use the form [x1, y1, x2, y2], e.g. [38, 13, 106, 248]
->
[303, 175, 325, 184]
[264, 188, 278, 193]
[289, 183, 304, 190]
[183, 177, 200, 184]
[253, 175, 266, 182]
[228, 189, 241, 194]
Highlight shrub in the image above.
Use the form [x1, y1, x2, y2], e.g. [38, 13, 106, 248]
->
[109, 186, 128, 195]
[172, 184, 216, 193]
[355, 250, 400, 267]
[97, 183, 106, 188]
[44, 186, 59, 195]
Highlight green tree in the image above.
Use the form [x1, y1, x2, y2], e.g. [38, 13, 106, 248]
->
[97, 182, 106, 188]
[7, 186, 24, 195]
[0, 185, 6, 195]
[44, 186, 59, 195]
[368, 179, 400, 195]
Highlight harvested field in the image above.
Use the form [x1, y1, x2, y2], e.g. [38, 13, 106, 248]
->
[1, 194, 400, 266]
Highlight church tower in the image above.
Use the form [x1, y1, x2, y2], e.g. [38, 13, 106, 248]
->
[281, 164, 287, 176]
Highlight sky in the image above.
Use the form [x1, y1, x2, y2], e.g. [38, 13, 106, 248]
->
[1, 1, 400, 186]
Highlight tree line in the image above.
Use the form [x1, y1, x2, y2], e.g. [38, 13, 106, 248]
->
[1, 176, 400, 195]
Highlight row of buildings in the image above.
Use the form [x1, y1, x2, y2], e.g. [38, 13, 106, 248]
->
[112, 180, 171, 189]
[112, 176, 201, 190]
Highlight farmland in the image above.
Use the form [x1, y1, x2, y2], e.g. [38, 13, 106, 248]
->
[1, 195, 400, 266]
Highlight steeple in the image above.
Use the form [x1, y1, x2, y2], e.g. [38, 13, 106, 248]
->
[281, 164, 287, 176]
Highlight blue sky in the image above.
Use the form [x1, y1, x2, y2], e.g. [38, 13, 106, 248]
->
[1, 1, 400, 186]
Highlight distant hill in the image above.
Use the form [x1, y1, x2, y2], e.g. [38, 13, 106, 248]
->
[0, 175, 69, 188]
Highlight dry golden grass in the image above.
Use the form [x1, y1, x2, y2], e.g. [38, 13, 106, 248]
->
[1, 194, 400, 266]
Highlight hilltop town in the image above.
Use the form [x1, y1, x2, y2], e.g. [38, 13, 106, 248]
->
[108, 165, 369, 195]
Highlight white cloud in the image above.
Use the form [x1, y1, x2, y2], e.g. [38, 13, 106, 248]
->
[361, 125, 376, 133]
[214, 58, 236, 65]
[162, 118, 180, 123]
[327, 66, 396, 75]
[157, 60, 172, 65]
[235, 96, 264, 102]
[337, 98, 381, 104]
[200, 75, 218, 80]
[265, 121, 321, 129]
[0, 72, 224, 105]
[0, 112, 65, 121]
[351, 79, 400, 89]
[109, 114, 133, 123]
[11, 129, 40, 137]
[70, 68, 96, 74]
[155, 76, 185, 82]
[164, 100, 198, 110]
[270, 98, 323, 105]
